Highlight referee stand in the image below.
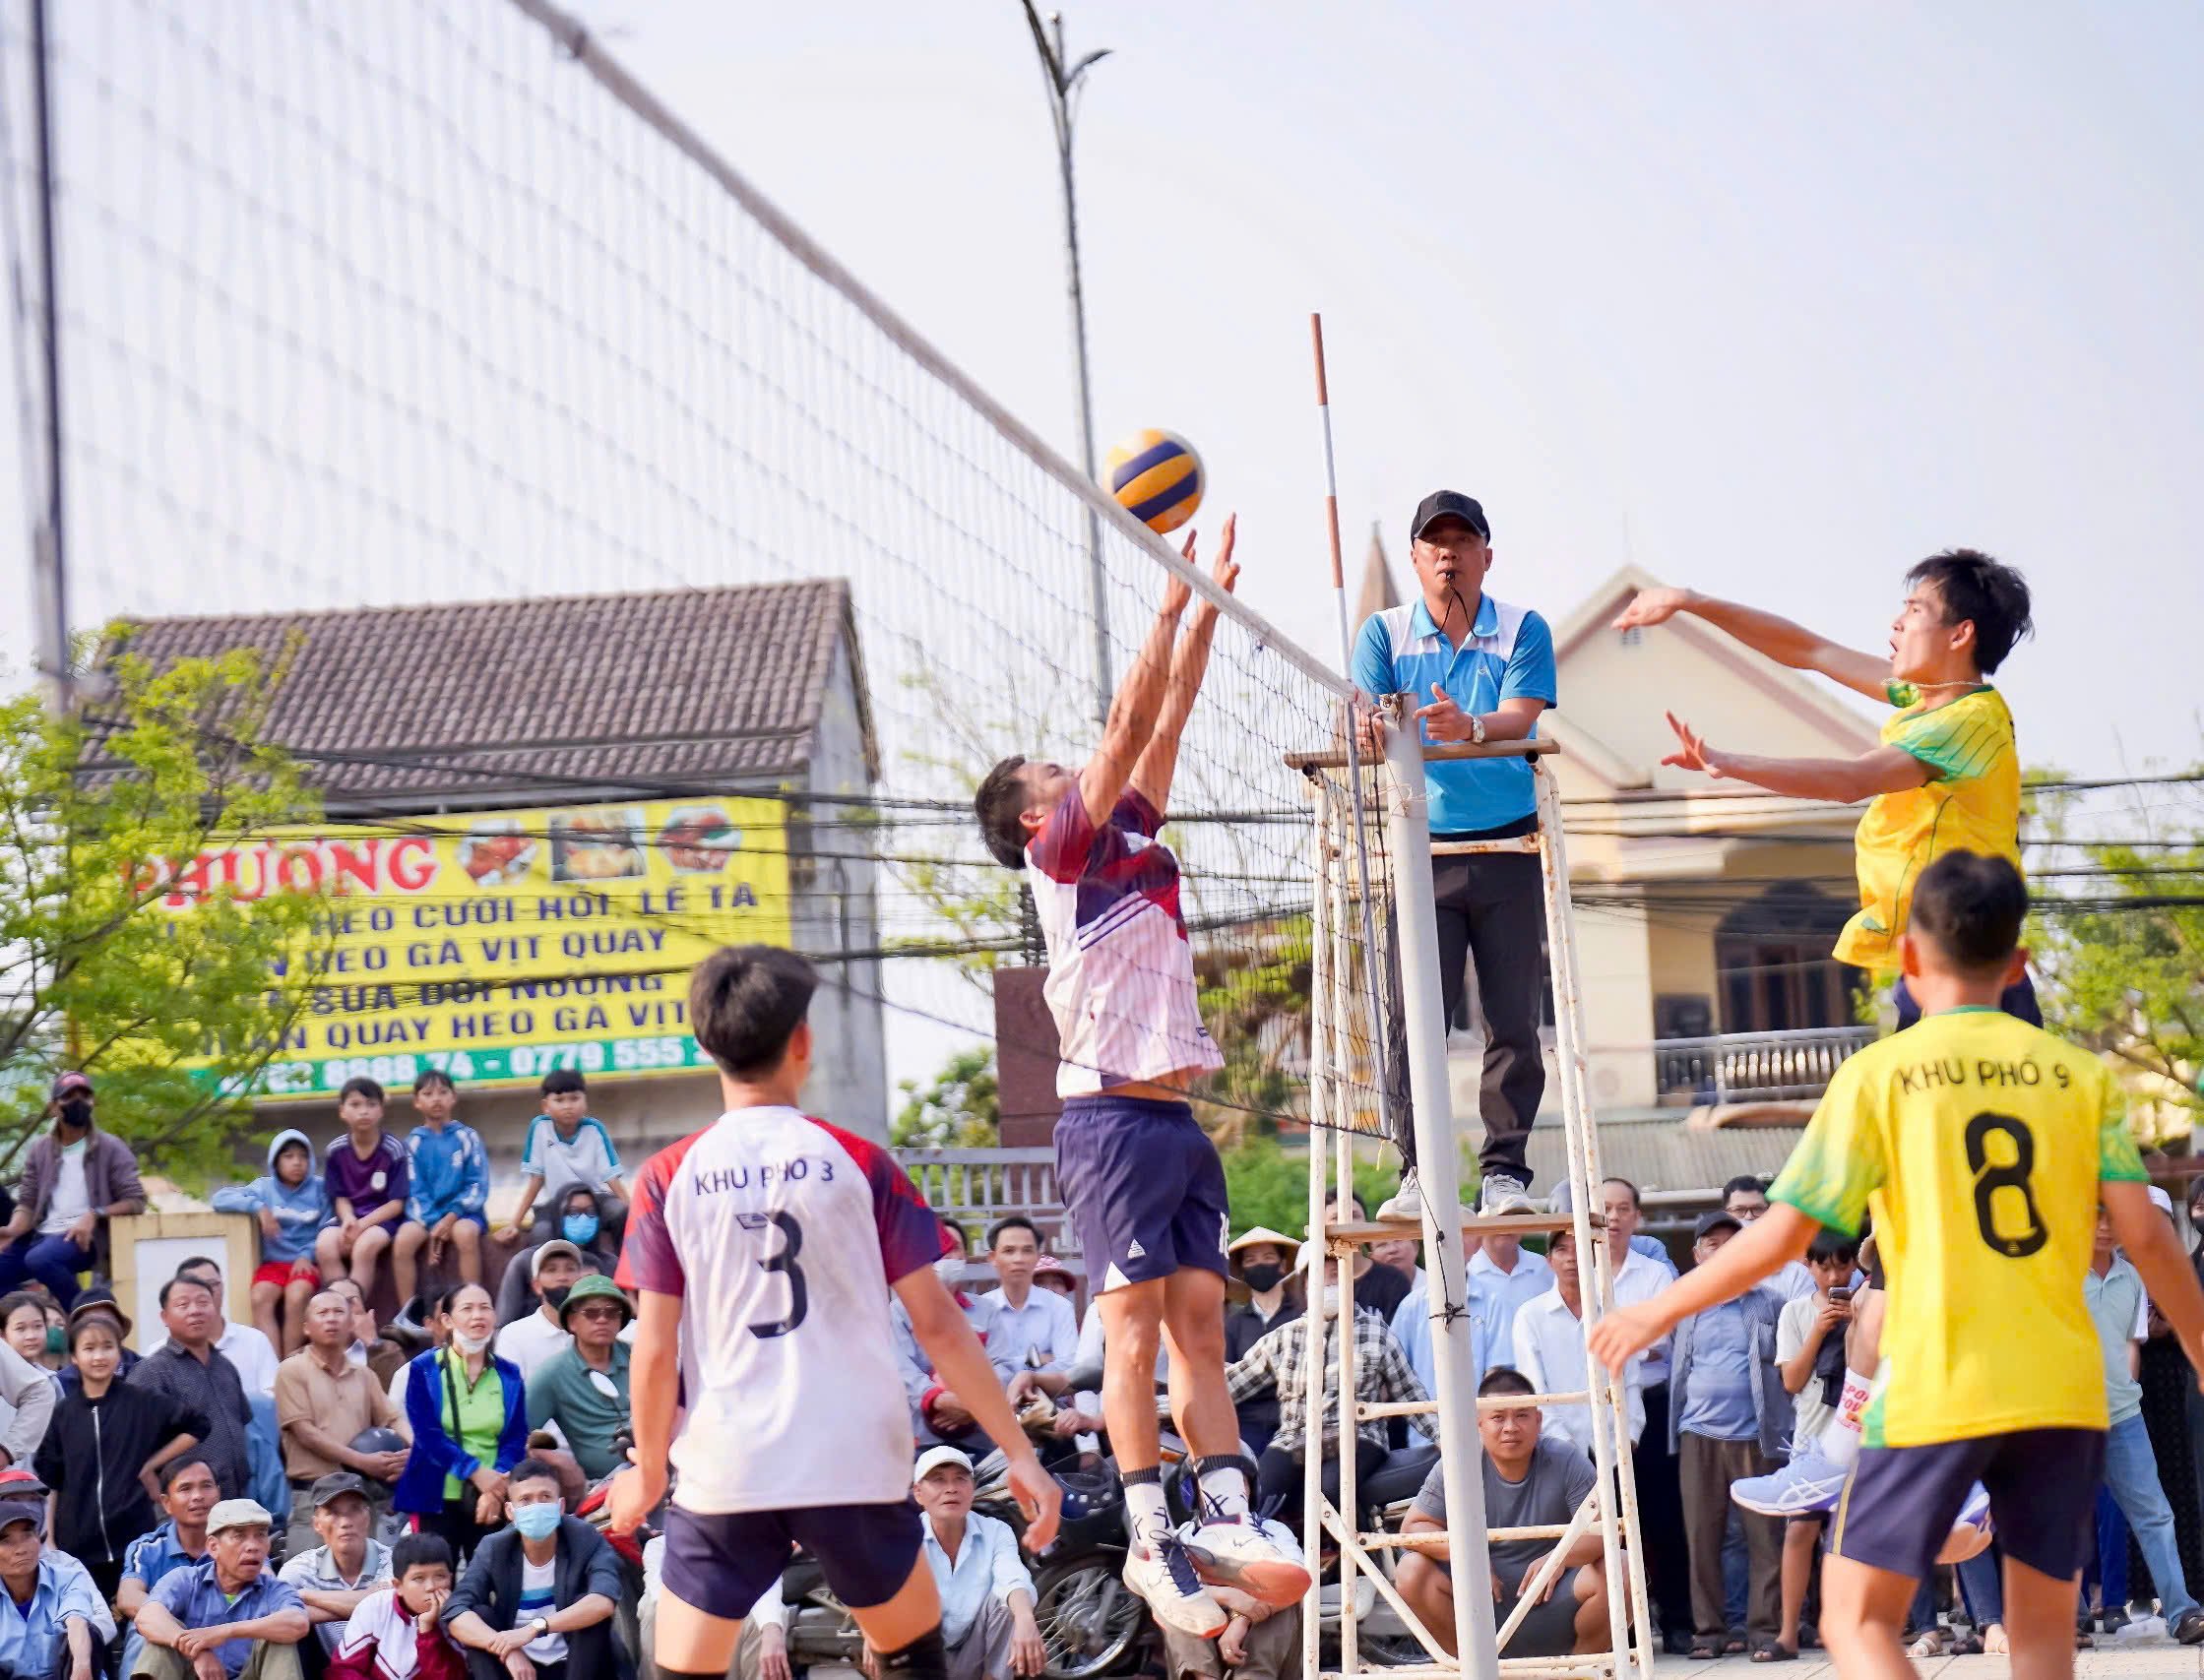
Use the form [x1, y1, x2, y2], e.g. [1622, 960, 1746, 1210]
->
[1291, 696, 1655, 1680]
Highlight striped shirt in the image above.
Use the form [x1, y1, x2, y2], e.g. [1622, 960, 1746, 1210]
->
[1025, 788, 1223, 1097]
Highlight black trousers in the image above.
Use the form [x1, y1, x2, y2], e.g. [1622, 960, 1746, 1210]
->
[464, 1619, 624, 1680]
[1637, 1382, 1691, 1637]
[1256, 1436, 1388, 1525]
[417, 1497, 505, 1572]
[1385, 825, 1547, 1182]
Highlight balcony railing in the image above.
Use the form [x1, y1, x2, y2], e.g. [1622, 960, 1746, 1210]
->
[1653, 1025, 1876, 1104]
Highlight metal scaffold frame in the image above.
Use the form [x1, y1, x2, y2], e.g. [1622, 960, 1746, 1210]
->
[1293, 708, 1656, 1680]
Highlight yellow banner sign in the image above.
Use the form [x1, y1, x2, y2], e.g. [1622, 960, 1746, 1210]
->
[157, 797, 790, 1097]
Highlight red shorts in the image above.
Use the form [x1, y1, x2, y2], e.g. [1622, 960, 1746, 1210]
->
[253, 1260, 320, 1291]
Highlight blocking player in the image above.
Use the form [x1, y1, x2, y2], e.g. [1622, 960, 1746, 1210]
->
[604, 946, 1061, 1680]
[973, 517, 1307, 1635]
[1587, 851, 2204, 1680]
[1613, 550, 2035, 1026]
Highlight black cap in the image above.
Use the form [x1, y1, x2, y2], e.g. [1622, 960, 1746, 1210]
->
[1411, 490, 1490, 543]
[308, 1470, 371, 1509]
[1693, 1210, 1742, 1242]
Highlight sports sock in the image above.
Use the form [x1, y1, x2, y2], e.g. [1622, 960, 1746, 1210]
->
[1122, 1464, 1171, 1553]
[1822, 1369, 1870, 1469]
[1193, 1455, 1251, 1523]
[873, 1627, 949, 1680]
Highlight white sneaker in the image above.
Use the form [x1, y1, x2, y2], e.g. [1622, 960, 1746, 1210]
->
[1730, 1449, 1847, 1518]
[1123, 1533, 1228, 1637]
[1479, 1172, 1537, 1217]
[1936, 1482, 1994, 1565]
[1182, 1516, 1310, 1610]
[1375, 1168, 1419, 1222]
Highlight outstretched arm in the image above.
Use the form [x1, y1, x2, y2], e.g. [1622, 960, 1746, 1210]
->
[1588, 1204, 1819, 1374]
[1615, 588, 1888, 701]
[1131, 516, 1239, 813]
[1661, 713, 1931, 805]
[1076, 542, 1193, 830]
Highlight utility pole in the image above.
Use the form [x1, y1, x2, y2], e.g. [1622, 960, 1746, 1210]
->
[28, 0, 71, 712]
[1018, 3, 1111, 725]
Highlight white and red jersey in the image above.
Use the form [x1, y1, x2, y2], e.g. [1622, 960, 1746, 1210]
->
[617, 1106, 940, 1514]
[1025, 787, 1224, 1098]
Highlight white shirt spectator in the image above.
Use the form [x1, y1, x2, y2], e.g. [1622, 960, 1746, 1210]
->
[37, 1142, 91, 1237]
[1469, 1246, 1553, 1323]
[519, 1115, 624, 1196]
[1511, 1284, 1644, 1458]
[1609, 1248, 1675, 1387]
[972, 1285, 1077, 1380]
[493, 1309, 571, 1385]
[1776, 1293, 1841, 1451]
[920, 1507, 1037, 1649]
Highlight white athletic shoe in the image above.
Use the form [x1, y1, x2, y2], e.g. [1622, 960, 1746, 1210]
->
[1123, 1533, 1228, 1637]
[1730, 1449, 1848, 1518]
[1375, 1169, 1420, 1222]
[1182, 1516, 1310, 1610]
[1936, 1483, 1994, 1565]
[1479, 1172, 1538, 1218]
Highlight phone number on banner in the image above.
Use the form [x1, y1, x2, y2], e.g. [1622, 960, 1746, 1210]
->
[213, 1034, 707, 1098]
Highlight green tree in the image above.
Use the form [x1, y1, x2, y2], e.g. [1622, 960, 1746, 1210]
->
[892, 1045, 1000, 1149]
[0, 639, 327, 1181]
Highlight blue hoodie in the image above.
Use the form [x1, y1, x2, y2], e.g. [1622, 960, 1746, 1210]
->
[210, 1129, 333, 1265]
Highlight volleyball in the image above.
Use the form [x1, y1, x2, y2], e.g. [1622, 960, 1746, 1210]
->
[1103, 428, 1204, 534]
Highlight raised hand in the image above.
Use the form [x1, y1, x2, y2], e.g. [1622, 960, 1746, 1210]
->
[1612, 587, 1692, 630]
[1414, 682, 1476, 743]
[1206, 513, 1239, 598]
[1661, 712, 1728, 778]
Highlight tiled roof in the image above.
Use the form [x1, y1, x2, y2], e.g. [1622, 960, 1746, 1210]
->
[105, 581, 873, 810]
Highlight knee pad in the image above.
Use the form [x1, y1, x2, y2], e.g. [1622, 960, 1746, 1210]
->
[874, 1627, 949, 1680]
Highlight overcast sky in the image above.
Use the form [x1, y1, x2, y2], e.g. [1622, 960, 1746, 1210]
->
[553, 0, 2203, 780]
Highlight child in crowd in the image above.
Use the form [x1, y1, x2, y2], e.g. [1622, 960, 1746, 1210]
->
[212, 1128, 334, 1355]
[393, 1070, 490, 1307]
[329, 1531, 467, 1680]
[317, 1079, 410, 1306]
[1769, 1230, 1860, 1657]
[492, 1071, 630, 1252]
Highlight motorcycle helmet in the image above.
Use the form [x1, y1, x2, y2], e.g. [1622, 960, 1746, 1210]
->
[349, 1427, 407, 1502]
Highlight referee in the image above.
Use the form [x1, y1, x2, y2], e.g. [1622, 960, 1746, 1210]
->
[1353, 491, 1556, 1220]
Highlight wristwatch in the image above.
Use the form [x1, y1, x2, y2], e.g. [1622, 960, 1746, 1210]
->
[531, 1618, 550, 1638]
[1469, 712, 1486, 745]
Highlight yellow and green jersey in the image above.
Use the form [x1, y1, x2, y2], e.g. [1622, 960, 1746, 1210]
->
[1834, 683, 2021, 973]
[1770, 1008, 2146, 1447]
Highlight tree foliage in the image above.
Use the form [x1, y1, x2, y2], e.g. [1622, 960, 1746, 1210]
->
[892, 1044, 1000, 1149]
[0, 640, 327, 1181]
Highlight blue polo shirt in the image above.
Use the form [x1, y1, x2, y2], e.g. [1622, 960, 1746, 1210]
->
[1352, 593, 1557, 835]
[147, 1557, 303, 1678]
[0, 1551, 113, 1676]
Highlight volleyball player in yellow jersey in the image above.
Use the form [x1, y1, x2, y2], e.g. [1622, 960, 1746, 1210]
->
[1590, 851, 2204, 1680]
[1613, 549, 2037, 1026]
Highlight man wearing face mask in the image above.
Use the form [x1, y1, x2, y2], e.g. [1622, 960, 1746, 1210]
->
[1353, 495, 1557, 1224]
[0, 1072, 146, 1306]
[492, 1192, 615, 1331]
[493, 1244, 586, 1386]
[896, 1220, 1010, 1452]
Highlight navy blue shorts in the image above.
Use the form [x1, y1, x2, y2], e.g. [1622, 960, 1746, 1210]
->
[1055, 1095, 1228, 1292]
[661, 1498, 923, 1621]
[1832, 1427, 2103, 1584]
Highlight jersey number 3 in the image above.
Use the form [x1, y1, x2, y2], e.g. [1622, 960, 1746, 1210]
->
[735, 1212, 809, 1338]
[1964, 1112, 2047, 1259]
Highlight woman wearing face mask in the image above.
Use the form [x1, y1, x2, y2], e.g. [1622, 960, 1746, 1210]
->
[1224, 1228, 1304, 1457]
[491, 1187, 617, 1329]
[391, 1281, 528, 1568]
[0, 1072, 146, 1307]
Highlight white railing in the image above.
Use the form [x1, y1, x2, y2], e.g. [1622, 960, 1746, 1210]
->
[894, 1146, 1079, 1272]
[1651, 1025, 1876, 1104]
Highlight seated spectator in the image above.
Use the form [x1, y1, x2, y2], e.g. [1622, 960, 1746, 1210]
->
[316, 1081, 410, 1307]
[58, 1288, 143, 1390]
[490, 1073, 630, 1257]
[1770, 1230, 1859, 1658]
[977, 1216, 1077, 1399]
[894, 1222, 1004, 1453]
[329, 1533, 466, 1680]
[442, 1457, 628, 1680]
[1396, 1368, 1609, 1658]
[1224, 1227, 1303, 1459]
[279, 1472, 395, 1675]
[395, 1073, 490, 1307]
[394, 1284, 527, 1568]
[0, 1071, 145, 1308]
[1226, 1244, 1435, 1520]
[1510, 1227, 1644, 1460]
[1669, 1210, 1787, 1660]
[166, 1258, 283, 1400]
[36, 1308, 206, 1602]
[492, 1194, 613, 1331]
[894, 1446, 1046, 1680]
[325, 1280, 409, 1392]
[524, 1276, 630, 1483]
[0, 1492, 113, 1680]
[212, 1130, 334, 1357]
[1391, 1224, 1509, 1399]
[118, 1456, 220, 1678]
[492, 1246, 582, 1387]
[131, 1496, 310, 1680]
[1031, 1255, 1077, 1300]
[275, 1292, 409, 1558]
[129, 1276, 253, 1498]
[1155, 1526, 1304, 1680]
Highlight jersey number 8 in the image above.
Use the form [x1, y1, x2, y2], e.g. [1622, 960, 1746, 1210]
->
[1965, 1112, 2048, 1260]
